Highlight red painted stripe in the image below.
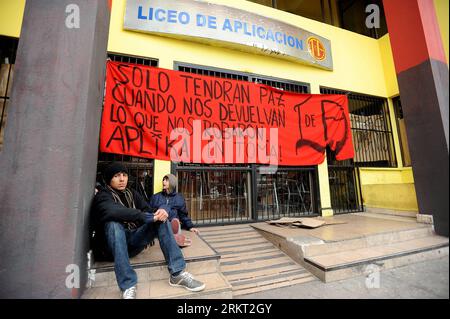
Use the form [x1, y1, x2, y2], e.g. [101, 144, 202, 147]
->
[383, 0, 446, 74]
[417, 0, 447, 62]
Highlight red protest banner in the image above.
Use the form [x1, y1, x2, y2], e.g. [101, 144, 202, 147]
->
[100, 61, 354, 165]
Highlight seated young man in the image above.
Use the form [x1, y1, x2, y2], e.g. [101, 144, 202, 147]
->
[91, 162, 205, 299]
[150, 174, 199, 247]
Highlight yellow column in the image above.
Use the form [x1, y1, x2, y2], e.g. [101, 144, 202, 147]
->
[387, 98, 403, 168]
[317, 158, 333, 216]
[153, 160, 172, 194]
[0, 0, 25, 38]
[152, 59, 173, 194]
[311, 84, 333, 216]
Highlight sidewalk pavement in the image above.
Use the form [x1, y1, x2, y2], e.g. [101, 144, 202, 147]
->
[235, 256, 449, 299]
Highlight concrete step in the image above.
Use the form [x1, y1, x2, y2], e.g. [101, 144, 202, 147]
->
[82, 272, 232, 299]
[86, 232, 223, 288]
[201, 223, 317, 296]
[304, 235, 449, 282]
[364, 207, 418, 219]
[302, 224, 435, 258]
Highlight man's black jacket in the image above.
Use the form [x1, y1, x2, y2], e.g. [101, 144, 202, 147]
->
[90, 187, 152, 260]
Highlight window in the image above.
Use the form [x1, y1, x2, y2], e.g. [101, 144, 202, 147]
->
[248, 0, 388, 39]
[338, 0, 388, 39]
[97, 53, 159, 200]
[393, 96, 411, 167]
[247, 0, 335, 25]
[175, 62, 318, 224]
[0, 36, 18, 151]
[321, 87, 396, 167]
[178, 168, 252, 225]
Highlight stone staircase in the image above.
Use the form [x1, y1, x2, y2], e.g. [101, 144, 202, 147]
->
[200, 224, 317, 296]
[252, 213, 449, 283]
[303, 225, 448, 282]
[81, 233, 232, 299]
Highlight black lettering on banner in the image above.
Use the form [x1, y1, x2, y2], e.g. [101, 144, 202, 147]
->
[183, 97, 212, 117]
[158, 71, 170, 93]
[106, 126, 125, 151]
[132, 66, 143, 87]
[167, 116, 185, 133]
[179, 74, 193, 94]
[109, 104, 127, 124]
[139, 130, 153, 155]
[116, 64, 130, 84]
[134, 112, 161, 131]
[293, 96, 325, 154]
[125, 126, 139, 151]
[305, 114, 316, 127]
[259, 86, 285, 107]
[219, 102, 230, 121]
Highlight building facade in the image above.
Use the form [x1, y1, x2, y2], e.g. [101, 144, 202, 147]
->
[0, 0, 448, 298]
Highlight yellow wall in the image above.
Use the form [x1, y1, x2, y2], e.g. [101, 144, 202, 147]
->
[0, 0, 419, 212]
[0, 0, 26, 38]
[434, 0, 449, 65]
[108, 0, 405, 210]
[108, 0, 390, 97]
[359, 167, 418, 211]
[153, 160, 171, 193]
[378, 34, 399, 97]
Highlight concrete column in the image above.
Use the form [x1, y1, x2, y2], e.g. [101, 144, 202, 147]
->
[0, 1, 111, 298]
[383, 0, 449, 236]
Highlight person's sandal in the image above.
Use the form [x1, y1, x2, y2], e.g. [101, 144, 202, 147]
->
[174, 233, 192, 248]
[171, 218, 181, 235]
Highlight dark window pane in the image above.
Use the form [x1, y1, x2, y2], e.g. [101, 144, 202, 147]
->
[338, 0, 388, 39]
[178, 170, 252, 224]
[277, 0, 326, 23]
[257, 170, 315, 219]
[246, 0, 273, 8]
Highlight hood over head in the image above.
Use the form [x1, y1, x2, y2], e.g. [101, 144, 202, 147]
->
[163, 174, 178, 194]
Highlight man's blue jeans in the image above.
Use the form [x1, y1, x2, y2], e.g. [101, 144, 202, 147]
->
[104, 221, 186, 291]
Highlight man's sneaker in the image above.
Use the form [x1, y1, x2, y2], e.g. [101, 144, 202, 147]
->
[169, 271, 205, 292]
[122, 285, 137, 299]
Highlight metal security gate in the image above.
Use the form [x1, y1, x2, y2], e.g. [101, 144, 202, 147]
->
[177, 164, 319, 225]
[256, 167, 318, 220]
[327, 149, 363, 214]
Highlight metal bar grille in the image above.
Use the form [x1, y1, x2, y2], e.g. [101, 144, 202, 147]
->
[107, 53, 158, 66]
[256, 169, 318, 220]
[177, 64, 250, 81]
[251, 77, 309, 94]
[0, 36, 19, 151]
[178, 169, 253, 225]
